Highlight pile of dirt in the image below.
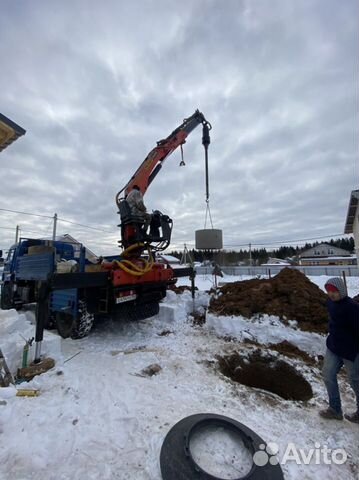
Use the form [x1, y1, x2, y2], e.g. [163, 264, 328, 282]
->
[243, 339, 316, 365]
[209, 268, 328, 333]
[217, 350, 313, 401]
[158, 330, 173, 336]
[266, 340, 316, 365]
[190, 311, 206, 326]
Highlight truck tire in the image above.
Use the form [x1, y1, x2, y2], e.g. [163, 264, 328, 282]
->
[119, 301, 159, 321]
[0, 283, 13, 310]
[56, 300, 94, 339]
[143, 301, 160, 319]
[55, 311, 74, 339]
[71, 300, 95, 339]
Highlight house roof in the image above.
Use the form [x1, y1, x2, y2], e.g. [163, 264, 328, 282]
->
[344, 189, 359, 234]
[262, 257, 291, 265]
[0, 113, 26, 152]
[299, 242, 351, 257]
[42, 234, 98, 261]
[158, 254, 180, 264]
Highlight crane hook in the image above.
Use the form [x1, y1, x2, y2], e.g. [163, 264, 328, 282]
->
[179, 144, 186, 166]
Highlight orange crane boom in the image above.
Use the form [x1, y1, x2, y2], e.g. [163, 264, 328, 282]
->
[116, 109, 211, 207]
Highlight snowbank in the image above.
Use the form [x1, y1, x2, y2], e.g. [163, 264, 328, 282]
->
[206, 312, 326, 357]
[0, 309, 62, 375]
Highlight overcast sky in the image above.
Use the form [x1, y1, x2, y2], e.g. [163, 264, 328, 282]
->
[1, 0, 357, 255]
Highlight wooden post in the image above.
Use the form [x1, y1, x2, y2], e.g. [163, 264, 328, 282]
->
[15, 225, 20, 243]
[52, 213, 58, 241]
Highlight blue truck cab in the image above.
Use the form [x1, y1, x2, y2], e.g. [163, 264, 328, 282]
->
[0, 238, 93, 339]
[2, 239, 74, 283]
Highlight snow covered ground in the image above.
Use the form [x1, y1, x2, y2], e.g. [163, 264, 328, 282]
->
[0, 274, 358, 479]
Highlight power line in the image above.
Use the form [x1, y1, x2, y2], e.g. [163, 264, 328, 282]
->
[0, 208, 117, 234]
[0, 208, 53, 219]
[0, 226, 16, 231]
[223, 233, 347, 247]
[0, 207, 351, 247]
[57, 217, 115, 233]
[172, 232, 349, 249]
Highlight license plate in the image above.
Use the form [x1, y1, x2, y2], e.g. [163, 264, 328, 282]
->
[115, 291, 137, 304]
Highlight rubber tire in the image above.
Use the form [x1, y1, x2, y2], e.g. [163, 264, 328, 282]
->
[56, 300, 94, 339]
[56, 311, 75, 339]
[160, 413, 284, 480]
[137, 301, 160, 320]
[0, 283, 13, 310]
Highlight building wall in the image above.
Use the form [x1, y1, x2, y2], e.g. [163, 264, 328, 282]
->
[300, 257, 356, 266]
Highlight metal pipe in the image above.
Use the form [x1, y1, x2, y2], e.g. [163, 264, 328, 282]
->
[204, 147, 209, 202]
[34, 342, 42, 363]
[202, 124, 211, 203]
[34, 282, 49, 363]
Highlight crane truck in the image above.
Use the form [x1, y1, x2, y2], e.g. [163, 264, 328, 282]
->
[0, 110, 211, 347]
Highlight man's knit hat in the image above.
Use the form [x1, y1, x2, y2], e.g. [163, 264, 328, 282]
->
[324, 277, 347, 299]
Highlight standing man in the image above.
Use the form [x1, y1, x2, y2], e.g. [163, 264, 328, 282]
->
[126, 185, 152, 231]
[319, 277, 359, 423]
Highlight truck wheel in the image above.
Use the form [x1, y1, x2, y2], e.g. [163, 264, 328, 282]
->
[122, 301, 160, 321]
[55, 312, 74, 339]
[71, 300, 95, 339]
[56, 300, 94, 339]
[143, 301, 160, 318]
[0, 283, 13, 310]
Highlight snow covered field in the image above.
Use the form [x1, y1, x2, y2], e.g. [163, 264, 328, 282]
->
[0, 274, 358, 479]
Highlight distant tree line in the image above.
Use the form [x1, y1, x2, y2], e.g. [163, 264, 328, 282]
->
[169, 237, 355, 266]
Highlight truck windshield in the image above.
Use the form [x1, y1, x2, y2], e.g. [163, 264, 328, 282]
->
[5, 248, 15, 266]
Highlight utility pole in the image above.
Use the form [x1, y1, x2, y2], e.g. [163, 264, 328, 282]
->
[249, 242, 252, 266]
[52, 213, 57, 241]
[15, 225, 20, 244]
[181, 244, 193, 265]
[180, 244, 187, 265]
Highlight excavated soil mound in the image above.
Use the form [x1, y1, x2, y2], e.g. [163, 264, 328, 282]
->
[218, 350, 313, 401]
[266, 340, 316, 365]
[243, 339, 316, 365]
[190, 311, 206, 326]
[209, 268, 328, 333]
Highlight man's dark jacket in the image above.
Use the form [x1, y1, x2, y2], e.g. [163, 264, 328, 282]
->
[326, 297, 359, 361]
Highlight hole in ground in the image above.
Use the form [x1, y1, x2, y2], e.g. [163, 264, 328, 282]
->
[218, 350, 313, 401]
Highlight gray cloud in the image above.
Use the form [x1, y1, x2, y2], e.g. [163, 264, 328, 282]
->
[0, 0, 357, 255]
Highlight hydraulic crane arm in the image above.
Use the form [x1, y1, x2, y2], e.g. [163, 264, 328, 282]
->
[115, 109, 211, 208]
